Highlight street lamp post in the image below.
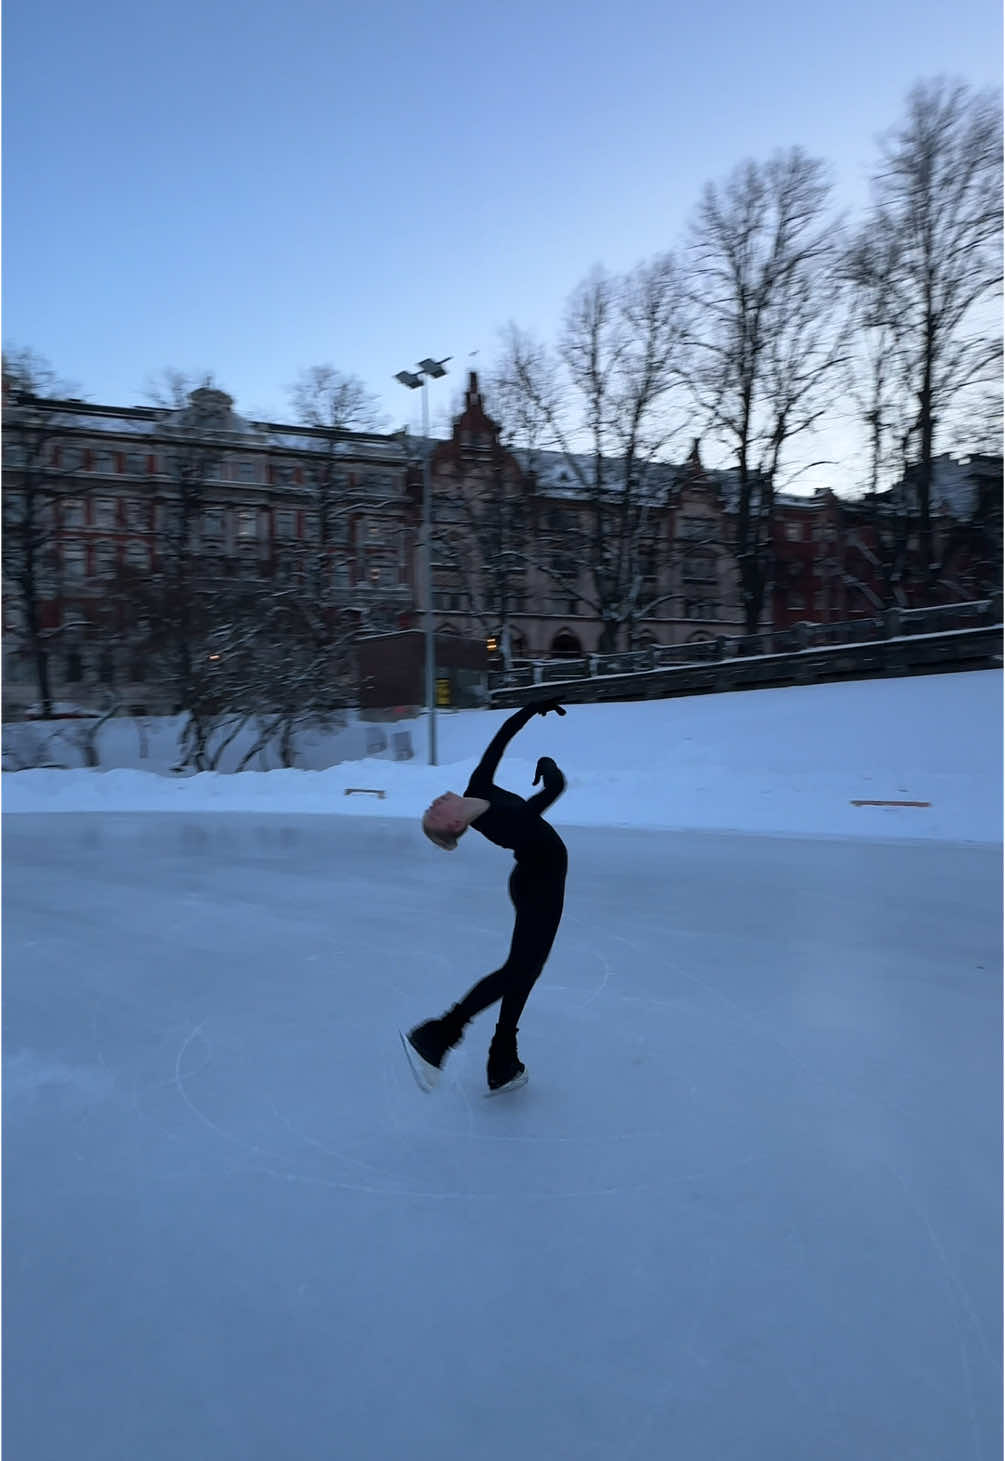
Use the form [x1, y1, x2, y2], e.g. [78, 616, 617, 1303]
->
[394, 357, 450, 767]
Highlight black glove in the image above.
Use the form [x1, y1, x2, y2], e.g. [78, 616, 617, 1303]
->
[533, 756, 558, 786]
[532, 697, 566, 717]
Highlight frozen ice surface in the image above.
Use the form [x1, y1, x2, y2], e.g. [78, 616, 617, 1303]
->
[3, 813, 1002, 1460]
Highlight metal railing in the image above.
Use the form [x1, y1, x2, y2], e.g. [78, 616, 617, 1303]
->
[487, 599, 1000, 691]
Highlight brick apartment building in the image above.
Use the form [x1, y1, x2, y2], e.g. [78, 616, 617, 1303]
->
[3, 369, 999, 715]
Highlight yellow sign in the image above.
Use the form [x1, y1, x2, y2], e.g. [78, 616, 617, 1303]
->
[436, 678, 451, 707]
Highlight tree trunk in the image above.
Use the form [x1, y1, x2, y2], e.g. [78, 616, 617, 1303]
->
[917, 360, 935, 583]
[27, 598, 53, 718]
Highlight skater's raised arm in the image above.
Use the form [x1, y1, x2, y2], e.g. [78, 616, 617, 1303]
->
[465, 698, 565, 796]
[526, 756, 566, 816]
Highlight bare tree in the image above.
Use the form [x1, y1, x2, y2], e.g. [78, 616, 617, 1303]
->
[862, 77, 1003, 582]
[493, 255, 690, 650]
[136, 372, 238, 717]
[844, 225, 914, 498]
[2, 348, 88, 717]
[687, 149, 848, 632]
[288, 366, 406, 672]
[288, 366, 387, 434]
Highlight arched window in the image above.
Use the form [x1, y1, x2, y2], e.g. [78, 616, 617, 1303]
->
[551, 630, 582, 659]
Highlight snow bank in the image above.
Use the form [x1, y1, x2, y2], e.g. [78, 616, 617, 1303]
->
[3, 672, 1001, 844]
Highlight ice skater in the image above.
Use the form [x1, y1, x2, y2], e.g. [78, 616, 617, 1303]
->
[403, 697, 569, 1094]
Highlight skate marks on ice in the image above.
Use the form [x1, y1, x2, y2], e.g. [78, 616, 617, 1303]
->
[164, 1006, 656, 1204]
[160, 947, 758, 1205]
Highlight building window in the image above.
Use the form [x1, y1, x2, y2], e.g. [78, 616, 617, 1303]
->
[125, 453, 147, 476]
[274, 509, 297, 539]
[814, 591, 827, 610]
[98, 650, 116, 686]
[126, 543, 150, 571]
[3, 492, 25, 527]
[125, 501, 148, 531]
[4, 600, 26, 633]
[62, 498, 86, 527]
[272, 464, 296, 485]
[92, 451, 117, 475]
[66, 650, 84, 682]
[333, 560, 350, 588]
[551, 630, 582, 658]
[94, 498, 118, 529]
[202, 508, 226, 540]
[94, 543, 118, 577]
[303, 513, 319, 540]
[789, 591, 805, 610]
[684, 552, 716, 583]
[61, 447, 84, 472]
[678, 517, 710, 541]
[236, 508, 258, 541]
[62, 545, 87, 580]
[784, 522, 803, 542]
[237, 461, 257, 483]
[684, 599, 718, 620]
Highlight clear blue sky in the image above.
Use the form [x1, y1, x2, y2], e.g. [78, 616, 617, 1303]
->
[3, 0, 1001, 488]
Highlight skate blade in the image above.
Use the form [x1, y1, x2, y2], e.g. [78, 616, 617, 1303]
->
[399, 1031, 441, 1093]
[484, 1070, 529, 1097]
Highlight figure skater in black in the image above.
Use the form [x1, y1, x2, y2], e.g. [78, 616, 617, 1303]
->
[403, 697, 568, 1093]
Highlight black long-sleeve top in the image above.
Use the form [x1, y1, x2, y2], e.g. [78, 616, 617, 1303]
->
[464, 706, 567, 867]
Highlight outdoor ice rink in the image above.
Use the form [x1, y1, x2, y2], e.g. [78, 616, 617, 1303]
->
[4, 812, 1001, 1460]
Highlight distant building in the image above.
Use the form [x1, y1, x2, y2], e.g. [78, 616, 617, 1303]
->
[4, 370, 997, 717]
[2, 386, 415, 715]
[771, 455, 1002, 628]
[408, 377, 751, 662]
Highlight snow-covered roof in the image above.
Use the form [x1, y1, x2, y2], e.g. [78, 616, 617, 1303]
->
[515, 448, 678, 503]
[9, 399, 410, 462]
[263, 430, 406, 461]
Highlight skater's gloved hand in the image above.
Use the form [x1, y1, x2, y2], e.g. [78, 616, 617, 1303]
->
[533, 756, 559, 786]
[532, 697, 566, 717]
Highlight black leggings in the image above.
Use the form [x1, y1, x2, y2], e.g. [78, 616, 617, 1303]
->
[453, 860, 566, 1035]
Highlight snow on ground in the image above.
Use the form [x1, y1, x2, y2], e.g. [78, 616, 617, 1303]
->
[3, 670, 1002, 842]
[4, 671, 1002, 1459]
[3, 816, 1001, 1460]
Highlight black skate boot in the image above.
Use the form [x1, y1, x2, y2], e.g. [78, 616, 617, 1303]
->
[401, 1008, 465, 1092]
[486, 1026, 527, 1094]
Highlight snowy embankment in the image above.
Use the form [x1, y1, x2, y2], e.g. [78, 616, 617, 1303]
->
[3, 671, 1001, 843]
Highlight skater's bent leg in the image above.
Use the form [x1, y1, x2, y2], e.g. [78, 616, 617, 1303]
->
[491, 884, 565, 1034]
[451, 892, 553, 1025]
[496, 901, 562, 1034]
